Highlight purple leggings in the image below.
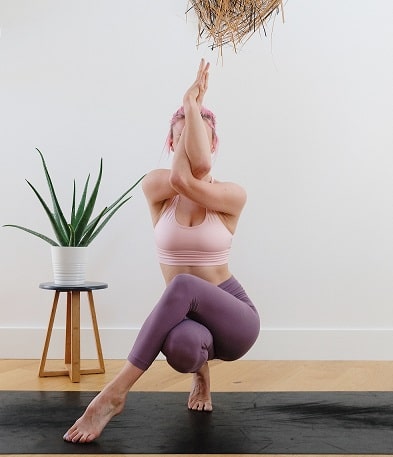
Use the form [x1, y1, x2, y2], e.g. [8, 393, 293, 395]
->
[127, 274, 260, 373]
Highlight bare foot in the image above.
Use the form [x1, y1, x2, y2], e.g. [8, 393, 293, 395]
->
[63, 387, 127, 443]
[188, 362, 213, 412]
[63, 361, 144, 443]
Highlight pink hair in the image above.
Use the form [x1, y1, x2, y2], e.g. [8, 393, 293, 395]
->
[165, 106, 219, 153]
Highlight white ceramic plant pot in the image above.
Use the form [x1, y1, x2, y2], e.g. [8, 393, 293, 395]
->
[51, 246, 88, 286]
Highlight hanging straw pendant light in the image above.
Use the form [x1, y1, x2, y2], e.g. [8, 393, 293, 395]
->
[188, 0, 284, 53]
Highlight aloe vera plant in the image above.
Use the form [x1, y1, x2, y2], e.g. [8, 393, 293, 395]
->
[4, 148, 145, 246]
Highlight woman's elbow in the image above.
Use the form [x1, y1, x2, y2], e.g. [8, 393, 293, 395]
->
[191, 161, 211, 180]
[169, 171, 186, 192]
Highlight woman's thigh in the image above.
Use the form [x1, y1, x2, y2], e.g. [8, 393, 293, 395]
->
[177, 274, 260, 360]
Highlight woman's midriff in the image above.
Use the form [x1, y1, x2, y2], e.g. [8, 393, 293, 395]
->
[160, 263, 232, 286]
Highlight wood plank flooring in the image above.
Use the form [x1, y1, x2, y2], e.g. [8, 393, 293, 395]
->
[1, 359, 392, 457]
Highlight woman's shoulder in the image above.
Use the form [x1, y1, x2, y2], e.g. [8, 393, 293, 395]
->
[143, 168, 170, 183]
[142, 168, 171, 193]
[142, 169, 178, 224]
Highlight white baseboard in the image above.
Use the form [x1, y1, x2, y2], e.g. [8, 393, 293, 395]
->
[1, 327, 393, 360]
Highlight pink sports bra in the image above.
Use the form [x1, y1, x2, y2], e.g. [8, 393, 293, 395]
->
[154, 195, 233, 266]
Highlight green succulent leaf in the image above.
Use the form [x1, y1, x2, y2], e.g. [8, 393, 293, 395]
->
[74, 174, 90, 229]
[2, 225, 59, 246]
[83, 197, 133, 246]
[35, 148, 70, 239]
[83, 174, 145, 237]
[78, 206, 108, 247]
[25, 179, 69, 245]
[74, 159, 103, 243]
[68, 224, 76, 247]
[104, 174, 145, 213]
[70, 180, 76, 227]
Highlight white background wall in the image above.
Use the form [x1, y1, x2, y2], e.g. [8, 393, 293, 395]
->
[1, 0, 392, 360]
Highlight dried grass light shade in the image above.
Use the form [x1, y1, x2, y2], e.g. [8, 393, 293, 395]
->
[188, 0, 284, 52]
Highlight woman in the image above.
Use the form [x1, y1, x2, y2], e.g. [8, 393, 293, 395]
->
[63, 59, 260, 444]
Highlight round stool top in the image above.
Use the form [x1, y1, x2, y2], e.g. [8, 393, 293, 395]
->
[39, 281, 108, 291]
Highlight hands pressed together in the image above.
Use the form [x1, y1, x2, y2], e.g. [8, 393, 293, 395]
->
[183, 58, 210, 109]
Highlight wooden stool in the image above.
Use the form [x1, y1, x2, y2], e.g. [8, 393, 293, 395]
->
[38, 281, 107, 382]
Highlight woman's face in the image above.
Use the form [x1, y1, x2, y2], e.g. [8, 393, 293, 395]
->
[171, 119, 214, 152]
[171, 119, 185, 151]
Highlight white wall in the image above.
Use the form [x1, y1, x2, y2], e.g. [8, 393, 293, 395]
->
[1, 0, 392, 360]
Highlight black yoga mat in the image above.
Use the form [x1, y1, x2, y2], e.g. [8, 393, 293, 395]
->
[1, 390, 393, 454]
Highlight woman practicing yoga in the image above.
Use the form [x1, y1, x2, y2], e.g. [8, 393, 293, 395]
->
[63, 59, 260, 443]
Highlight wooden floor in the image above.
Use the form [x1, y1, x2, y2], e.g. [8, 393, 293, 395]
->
[1, 359, 393, 457]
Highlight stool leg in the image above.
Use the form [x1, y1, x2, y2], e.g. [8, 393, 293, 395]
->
[64, 291, 72, 364]
[69, 290, 81, 383]
[38, 291, 60, 377]
[87, 290, 105, 373]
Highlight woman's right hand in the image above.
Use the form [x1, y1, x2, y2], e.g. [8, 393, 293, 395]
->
[183, 58, 210, 109]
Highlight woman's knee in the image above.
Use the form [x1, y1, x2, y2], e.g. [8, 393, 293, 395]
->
[168, 273, 197, 292]
[162, 321, 213, 373]
[164, 274, 192, 300]
[165, 346, 203, 373]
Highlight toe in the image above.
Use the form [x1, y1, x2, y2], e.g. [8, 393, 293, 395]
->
[72, 433, 82, 443]
[204, 401, 213, 412]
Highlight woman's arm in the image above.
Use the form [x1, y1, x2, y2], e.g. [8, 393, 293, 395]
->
[171, 59, 245, 219]
[183, 100, 212, 179]
[143, 61, 212, 225]
[182, 59, 212, 179]
[142, 169, 177, 225]
[170, 140, 246, 219]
